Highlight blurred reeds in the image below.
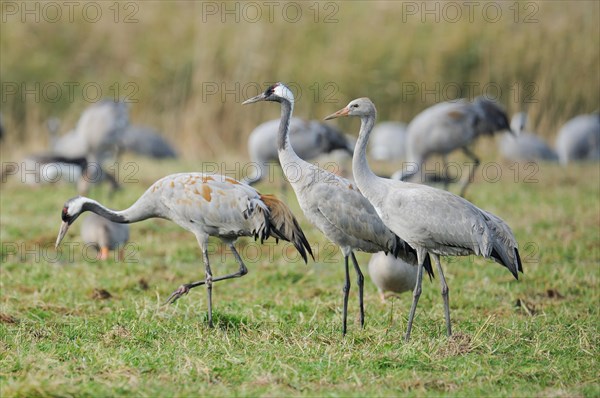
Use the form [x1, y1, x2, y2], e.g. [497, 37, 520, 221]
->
[1, 1, 598, 159]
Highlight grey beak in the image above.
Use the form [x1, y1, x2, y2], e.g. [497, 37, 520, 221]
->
[55, 221, 70, 249]
[242, 93, 266, 105]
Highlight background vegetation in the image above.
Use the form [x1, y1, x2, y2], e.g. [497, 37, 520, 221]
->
[1, 1, 599, 158]
[1, 1, 599, 397]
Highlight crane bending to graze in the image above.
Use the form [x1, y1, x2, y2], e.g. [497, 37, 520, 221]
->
[554, 114, 600, 165]
[499, 113, 558, 162]
[368, 252, 420, 303]
[397, 97, 512, 196]
[55, 173, 313, 327]
[120, 125, 178, 159]
[325, 97, 522, 341]
[81, 213, 130, 261]
[243, 83, 432, 335]
[242, 117, 354, 186]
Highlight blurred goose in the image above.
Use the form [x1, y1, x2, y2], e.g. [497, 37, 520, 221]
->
[81, 213, 130, 260]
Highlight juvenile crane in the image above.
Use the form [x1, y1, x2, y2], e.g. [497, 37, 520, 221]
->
[81, 213, 130, 260]
[326, 98, 522, 341]
[55, 173, 313, 327]
[243, 83, 432, 335]
[397, 97, 512, 196]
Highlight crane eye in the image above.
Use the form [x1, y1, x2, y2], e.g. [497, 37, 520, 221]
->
[352, 104, 359, 108]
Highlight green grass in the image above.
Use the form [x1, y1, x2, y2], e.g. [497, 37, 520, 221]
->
[1, 156, 598, 397]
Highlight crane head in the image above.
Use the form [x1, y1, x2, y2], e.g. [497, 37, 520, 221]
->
[242, 82, 294, 105]
[55, 196, 87, 248]
[324, 98, 377, 120]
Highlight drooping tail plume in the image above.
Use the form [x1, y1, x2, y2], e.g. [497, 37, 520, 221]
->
[259, 194, 314, 263]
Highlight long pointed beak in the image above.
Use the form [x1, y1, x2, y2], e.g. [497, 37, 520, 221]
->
[324, 107, 349, 120]
[242, 93, 266, 105]
[55, 221, 70, 249]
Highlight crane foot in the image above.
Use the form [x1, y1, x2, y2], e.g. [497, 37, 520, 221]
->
[163, 284, 190, 305]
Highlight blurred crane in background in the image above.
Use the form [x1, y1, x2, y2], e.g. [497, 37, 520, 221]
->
[555, 114, 600, 165]
[242, 117, 354, 186]
[395, 97, 512, 196]
[499, 113, 558, 162]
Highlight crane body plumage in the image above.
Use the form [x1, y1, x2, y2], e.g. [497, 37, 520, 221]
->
[56, 172, 312, 327]
[243, 83, 431, 335]
[325, 97, 522, 341]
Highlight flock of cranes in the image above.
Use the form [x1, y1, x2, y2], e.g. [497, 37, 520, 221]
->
[5, 81, 598, 341]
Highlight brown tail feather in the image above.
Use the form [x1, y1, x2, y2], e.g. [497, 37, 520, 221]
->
[259, 194, 314, 263]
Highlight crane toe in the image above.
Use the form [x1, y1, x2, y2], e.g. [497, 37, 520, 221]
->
[163, 284, 191, 305]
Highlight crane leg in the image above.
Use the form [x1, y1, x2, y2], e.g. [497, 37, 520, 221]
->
[163, 243, 249, 308]
[433, 254, 452, 337]
[459, 147, 480, 197]
[342, 255, 351, 336]
[203, 249, 214, 328]
[405, 251, 425, 342]
[350, 252, 365, 329]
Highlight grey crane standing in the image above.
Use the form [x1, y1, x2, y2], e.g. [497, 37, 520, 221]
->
[368, 252, 420, 303]
[325, 98, 522, 341]
[242, 117, 354, 186]
[243, 83, 432, 335]
[554, 114, 600, 165]
[81, 213, 130, 260]
[55, 172, 313, 327]
[499, 113, 558, 162]
[397, 97, 512, 196]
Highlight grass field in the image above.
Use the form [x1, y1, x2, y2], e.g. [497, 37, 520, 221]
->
[1, 153, 598, 397]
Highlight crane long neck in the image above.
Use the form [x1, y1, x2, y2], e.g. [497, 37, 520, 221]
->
[352, 114, 380, 189]
[277, 99, 311, 174]
[82, 198, 152, 224]
[277, 100, 294, 152]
